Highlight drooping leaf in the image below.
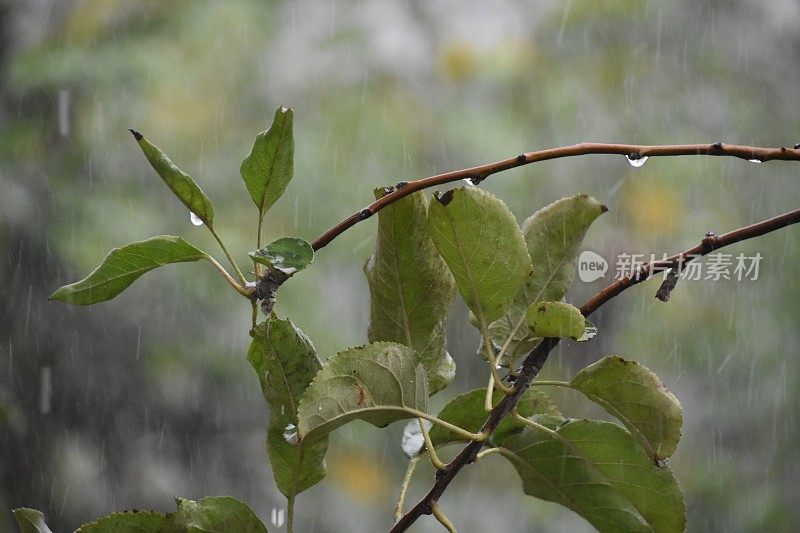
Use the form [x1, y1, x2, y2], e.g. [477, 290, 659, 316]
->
[297, 342, 428, 442]
[428, 187, 532, 327]
[249, 237, 314, 278]
[240, 106, 294, 218]
[364, 189, 456, 395]
[169, 496, 269, 533]
[49, 236, 206, 305]
[427, 388, 560, 449]
[248, 317, 327, 497]
[489, 194, 607, 362]
[130, 130, 214, 227]
[569, 356, 683, 460]
[524, 301, 585, 340]
[502, 419, 685, 532]
[75, 511, 169, 532]
[12, 509, 53, 533]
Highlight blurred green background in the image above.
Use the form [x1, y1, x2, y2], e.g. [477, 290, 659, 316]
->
[1, 1, 799, 531]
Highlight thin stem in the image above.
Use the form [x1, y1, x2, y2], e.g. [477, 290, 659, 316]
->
[431, 502, 457, 533]
[208, 225, 248, 285]
[203, 254, 250, 297]
[418, 418, 446, 471]
[475, 447, 503, 461]
[287, 494, 295, 533]
[395, 456, 420, 522]
[255, 215, 264, 278]
[533, 380, 570, 388]
[480, 321, 513, 394]
[484, 374, 494, 412]
[250, 299, 258, 328]
[312, 142, 800, 251]
[511, 409, 540, 430]
[409, 410, 486, 443]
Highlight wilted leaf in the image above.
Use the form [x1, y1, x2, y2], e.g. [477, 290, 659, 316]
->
[525, 301, 585, 340]
[248, 317, 328, 498]
[76, 511, 169, 532]
[170, 496, 269, 533]
[502, 419, 685, 532]
[570, 356, 683, 459]
[489, 195, 606, 362]
[130, 130, 214, 227]
[12, 509, 53, 533]
[297, 342, 428, 442]
[427, 388, 560, 449]
[49, 236, 206, 305]
[240, 106, 294, 218]
[365, 189, 456, 395]
[249, 237, 313, 278]
[428, 187, 532, 327]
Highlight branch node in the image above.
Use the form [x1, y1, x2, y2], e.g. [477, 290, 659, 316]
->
[794, 143, 800, 150]
[711, 141, 723, 151]
[701, 231, 722, 253]
[359, 208, 373, 220]
[395, 180, 409, 189]
[516, 153, 527, 162]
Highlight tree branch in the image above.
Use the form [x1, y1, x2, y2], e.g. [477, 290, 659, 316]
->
[391, 206, 800, 532]
[311, 142, 800, 251]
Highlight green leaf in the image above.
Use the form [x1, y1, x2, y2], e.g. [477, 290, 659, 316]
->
[364, 189, 456, 395]
[428, 388, 560, 449]
[524, 301, 586, 340]
[569, 356, 683, 460]
[297, 342, 428, 442]
[428, 187, 532, 327]
[489, 194, 606, 362]
[12, 508, 53, 533]
[170, 496, 269, 533]
[249, 237, 313, 278]
[502, 419, 685, 532]
[76, 511, 169, 532]
[248, 317, 327, 498]
[49, 236, 206, 305]
[240, 106, 294, 218]
[130, 130, 214, 227]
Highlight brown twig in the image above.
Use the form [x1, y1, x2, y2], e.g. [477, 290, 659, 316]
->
[311, 142, 800, 251]
[391, 206, 800, 532]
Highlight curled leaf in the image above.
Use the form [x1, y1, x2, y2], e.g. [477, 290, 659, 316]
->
[249, 237, 314, 278]
[130, 130, 214, 227]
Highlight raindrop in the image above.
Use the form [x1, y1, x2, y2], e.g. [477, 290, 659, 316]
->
[270, 508, 285, 528]
[400, 419, 431, 458]
[39, 366, 52, 414]
[58, 89, 70, 136]
[462, 178, 477, 186]
[189, 211, 203, 226]
[747, 158, 762, 164]
[283, 423, 299, 445]
[626, 154, 648, 168]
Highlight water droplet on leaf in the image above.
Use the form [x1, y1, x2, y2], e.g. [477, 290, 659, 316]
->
[283, 423, 299, 445]
[626, 154, 648, 168]
[190, 211, 204, 226]
[401, 419, 431, 458]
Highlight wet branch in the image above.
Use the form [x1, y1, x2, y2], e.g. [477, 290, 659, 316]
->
[311, 142, 800, 251]
[391, 206, 800, 532]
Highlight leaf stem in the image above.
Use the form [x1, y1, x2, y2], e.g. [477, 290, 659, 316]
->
[287, 493, 295, 533]
[395, 456, 420, 522]
[480, 322, 513, 394]
[255, 215, 264, 278]
[475, 447, 503, 461]
[431, 502, 457, 533]
[410, 410, 486, 443]
[418, 418, 446, 470]
[202, 254, 250, 297]
[532, 380, 570, 388]
[208, 225, 248, 285]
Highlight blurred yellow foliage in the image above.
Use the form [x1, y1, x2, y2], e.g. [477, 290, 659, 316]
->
[327, 447, 390, 504]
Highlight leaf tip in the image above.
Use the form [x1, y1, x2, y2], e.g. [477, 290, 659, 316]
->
[128, 128, 143, 141]
[600, 203, 609, 213]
